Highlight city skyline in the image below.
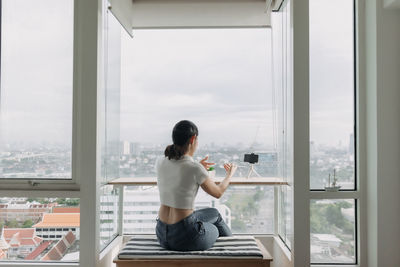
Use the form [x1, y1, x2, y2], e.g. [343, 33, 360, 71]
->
[0, 0, 354, 147]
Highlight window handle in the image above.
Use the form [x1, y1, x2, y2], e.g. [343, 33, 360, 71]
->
[28, 180, 39, 187]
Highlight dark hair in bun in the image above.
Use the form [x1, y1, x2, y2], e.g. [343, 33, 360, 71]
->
[164, 120, 198, 160]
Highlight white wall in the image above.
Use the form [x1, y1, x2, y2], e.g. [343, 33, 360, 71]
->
[271, 238, 292, 267]
[98, 242, 122, 267]
[365, 0, 400, 266]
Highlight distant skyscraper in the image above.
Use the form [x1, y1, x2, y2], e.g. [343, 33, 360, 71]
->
[310, 141, 316, 154]
[121, 141, 131, 155]
[129, 142, 142, 156]
[349, 133, 354, 154]
[121, 187, 231, 234]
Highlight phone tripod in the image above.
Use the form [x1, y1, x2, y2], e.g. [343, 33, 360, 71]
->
[246, 164, 261, 178]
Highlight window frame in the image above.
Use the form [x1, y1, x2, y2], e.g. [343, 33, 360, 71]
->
[287, 0, 366, 265]
[0, 0, 368, 266]
[308, 0, 357, 193]
[308, 0, 360, 265]
[0, 0, 102, 266]
[0, 0, 79, 191]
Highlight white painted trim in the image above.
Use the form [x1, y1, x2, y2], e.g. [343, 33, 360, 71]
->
[109, 0, 134, 37]
[130, 0, 272, 28]
[307, 0, 364, 266]
[291, 0, 310, 266]
[0, 190, 80, 198]
[99, 235, 122, 261]
[355, 0, 367, 266]
[71, 0, 79, 188]
[0, 0, 79, 190]
[73, 0, 102, 266]
[0, 263, 78, 267]
[128, 26, 271, 30]
[274, 235, 292, 261]
[117, 186, 124, 236]
[309, 191, 361, 199]
[0, 181, 80, 192]
[274, 186, 279, 234]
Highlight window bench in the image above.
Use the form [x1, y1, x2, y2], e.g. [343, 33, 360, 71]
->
[113, 235, 273, 267]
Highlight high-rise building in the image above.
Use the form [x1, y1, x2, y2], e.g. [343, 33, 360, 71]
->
[120, 141, 131, 155]
[349, 133, 354, 155]
[121, 186, 231, 234]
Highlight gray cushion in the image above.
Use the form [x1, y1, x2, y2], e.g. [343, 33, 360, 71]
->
[118, 235, 264, 259]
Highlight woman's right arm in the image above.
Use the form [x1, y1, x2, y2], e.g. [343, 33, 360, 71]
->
[200, 163, 237, 199]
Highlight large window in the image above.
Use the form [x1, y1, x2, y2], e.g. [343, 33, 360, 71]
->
[0, 197, 80, 262]
[309, 0, 355, 190]
[0, 0, 74, 179]
[98, 5, 122, 250]
[272, 0, 293, 249]
[310, 199, 355, 263]
[119, 28, 276, 234]
[309, 0, 356, 264]
[120, 28, 275, 178]
[122, 186, 274, 235]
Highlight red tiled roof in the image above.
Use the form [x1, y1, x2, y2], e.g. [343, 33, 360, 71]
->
[52, 207, 80, 213]
[41, 232, 76, 261]
[0, 249, 6, 259]
[41, 245, 63, 261]
[3, 228, 41, 247]
[33, 213, 80, 228]
[55, 239, 67, 255]
[0, 236, 10, 250]
[20, 236, 42, 246]
[64, 231, 76, 246]
[3, 228, 34, 239]
[25, 241, 52, 260]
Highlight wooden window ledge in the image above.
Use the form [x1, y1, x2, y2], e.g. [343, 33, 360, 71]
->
[107, 177, 288, 186]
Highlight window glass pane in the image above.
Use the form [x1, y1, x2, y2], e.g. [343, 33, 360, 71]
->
[100, 8, 121, 183]
[123, 186, 273, 234]
[98, 8, 122, 250]
[120, 29, 277, 179]
[273, 0, 293, 249]
[310, 199, 356, 263]
[309, 0, 355, 189]
[0, 197, 79, 262]
[99, 185, 120, 250]
[0, 0, 73, 179]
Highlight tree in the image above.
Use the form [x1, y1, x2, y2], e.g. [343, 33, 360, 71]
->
[56, 198, 80, 206]
[5, 219, 19, 228]
[231, 219, 246, 231]
[22, 219, 34, 228]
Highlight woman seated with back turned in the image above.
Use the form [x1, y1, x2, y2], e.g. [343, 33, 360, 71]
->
[156, 120, 237, 251]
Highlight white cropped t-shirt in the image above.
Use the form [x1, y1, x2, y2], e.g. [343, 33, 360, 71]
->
[156, 155, 209, 210]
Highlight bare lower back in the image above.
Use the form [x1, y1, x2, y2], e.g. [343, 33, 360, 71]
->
[158, 205, 194, 224]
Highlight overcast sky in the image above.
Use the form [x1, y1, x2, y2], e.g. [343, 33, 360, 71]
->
[0, 0, 354, 149]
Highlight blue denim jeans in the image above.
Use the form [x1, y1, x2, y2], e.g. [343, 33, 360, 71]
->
[156, 208, 232, 251]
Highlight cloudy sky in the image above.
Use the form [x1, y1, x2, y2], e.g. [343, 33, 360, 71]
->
[120, 28, 274, 148]
[0, 0, 354, 149]
[0, 0, 73, 145]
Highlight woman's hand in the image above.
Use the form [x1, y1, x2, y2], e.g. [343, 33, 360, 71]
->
[200, 156, 215, 170]
[224, 163, 237, 178]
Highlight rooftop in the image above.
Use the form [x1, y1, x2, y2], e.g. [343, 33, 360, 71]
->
[41, 232, 76, 261]
[2, 228, 42, 247]
[33, 213, 80, 228]
[52, 207, 80, 213]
